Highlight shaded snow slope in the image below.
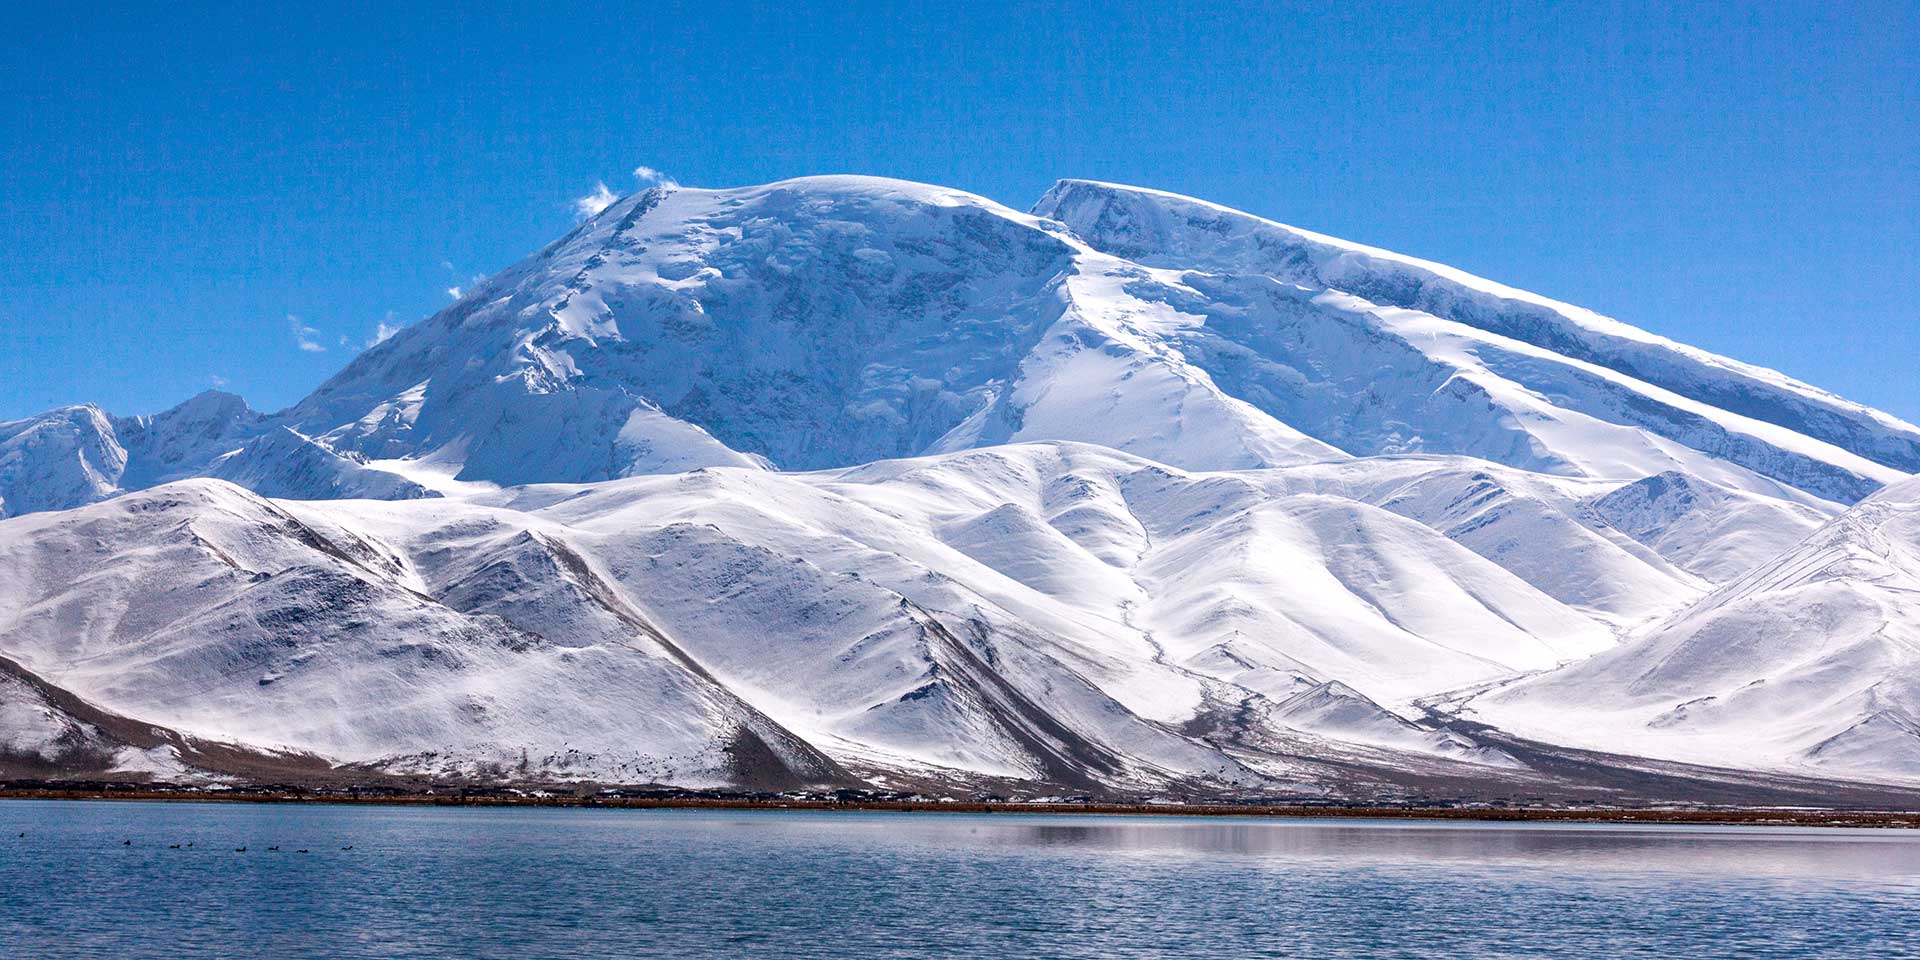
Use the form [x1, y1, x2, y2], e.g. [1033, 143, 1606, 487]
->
[0, 663, 199, 781]
[1, 442, 1849, 789]
[1454, 476, 1920, 783]
[289, 176, 1342, 485]
[8, 442, 1712, 792]
[0, 481, 844, 787]
[1037, 178, 1918, 502]
[0, 405, 125, 517]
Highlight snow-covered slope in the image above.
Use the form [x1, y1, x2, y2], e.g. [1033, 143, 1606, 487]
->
[4, 457, 1604, 794]
[1036, 179, 1920, 496]
[275, 175, 1904, 508]
[0, 480, 849, 787]
[288, 177, 1343, 486]
[1455, 475, 1920, 782]
[3, 173, 1913, 795]
[1044, 182, 1920, 487]
[7, 175, 1905, 516]
[0, 405, 125, 518]
[0, 439, 1878, 792]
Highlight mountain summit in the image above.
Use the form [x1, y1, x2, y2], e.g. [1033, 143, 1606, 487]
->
[292, 174, 1915, 503]
[7, 175, 1914, 516]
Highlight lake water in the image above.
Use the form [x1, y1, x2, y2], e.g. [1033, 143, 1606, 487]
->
[2, 800, 1917, 958]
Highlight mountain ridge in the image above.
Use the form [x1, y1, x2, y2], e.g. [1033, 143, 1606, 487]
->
[2, 173, 1915, 800]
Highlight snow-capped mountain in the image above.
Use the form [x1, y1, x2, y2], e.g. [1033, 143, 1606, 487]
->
[274, 175, 1913, 505]
[2, 175, 1914, 800]
[287, 177, 1344, 486]
[0, 390, 431, 519]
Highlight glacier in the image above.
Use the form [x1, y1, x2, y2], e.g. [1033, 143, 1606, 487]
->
[2, 174, 1915, 802]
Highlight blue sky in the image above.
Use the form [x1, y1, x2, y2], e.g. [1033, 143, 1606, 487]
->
[2, 1, 1915, 422]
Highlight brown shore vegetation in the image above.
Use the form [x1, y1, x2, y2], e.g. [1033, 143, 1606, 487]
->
[4, 783, 1917, 828]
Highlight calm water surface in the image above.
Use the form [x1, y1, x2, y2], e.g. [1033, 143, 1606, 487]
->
[2, 799, 1917, 958]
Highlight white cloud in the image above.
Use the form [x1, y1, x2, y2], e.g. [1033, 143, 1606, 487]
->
[633, 165, 679, 188]
[289, 315, 325, 353]
[367, 311, 403, 347]
[570, 165, 675, 220]
[573, 181, 619, 219]
[208, 373, 229, 388]
[446, 286, 463, 300]
[440, 259, 456, 272]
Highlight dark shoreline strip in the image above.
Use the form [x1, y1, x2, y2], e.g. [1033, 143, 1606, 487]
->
[3, 789, 1917, 828]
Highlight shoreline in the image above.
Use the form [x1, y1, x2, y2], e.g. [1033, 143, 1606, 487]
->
[4, 787, 1917, 828]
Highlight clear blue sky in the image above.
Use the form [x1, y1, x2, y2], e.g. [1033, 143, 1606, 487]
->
[2, 1, 1915, 422]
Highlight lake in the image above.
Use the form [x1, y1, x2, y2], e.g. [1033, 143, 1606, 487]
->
[2, 800, 1916, 958]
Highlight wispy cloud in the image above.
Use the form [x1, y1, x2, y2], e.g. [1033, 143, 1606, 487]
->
[633, 165, 678, 188]
[573, 181, 619, 219]
[367, 311, 403, 347]
[209, 373, 229, 388]
[446, 286, 463, 300]
[570, 165, 675, 221]
[289, 315, 325, 353]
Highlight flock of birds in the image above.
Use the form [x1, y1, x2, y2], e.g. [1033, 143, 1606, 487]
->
[17, 831, 355, 854]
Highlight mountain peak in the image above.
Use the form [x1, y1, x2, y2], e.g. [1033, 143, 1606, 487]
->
[8, 174, 1917, 518]
[140, 388, 256, 428]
